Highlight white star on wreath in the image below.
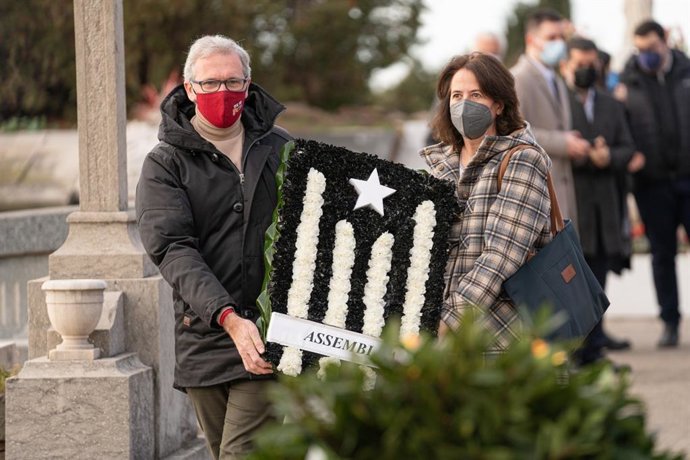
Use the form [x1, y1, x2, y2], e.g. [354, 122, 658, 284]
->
[349, 168, 396, 216]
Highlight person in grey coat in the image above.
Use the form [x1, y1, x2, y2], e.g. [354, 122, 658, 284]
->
[511, 8, 591, 231]
[136, 35, 291, 459]
[561, 37, 638, 364]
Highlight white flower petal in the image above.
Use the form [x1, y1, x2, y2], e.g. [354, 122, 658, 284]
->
[277, 346, 304, 376]
[324, 220, 356, 328]
[361, 232, 394, 337]
[400, 201, 437, 337]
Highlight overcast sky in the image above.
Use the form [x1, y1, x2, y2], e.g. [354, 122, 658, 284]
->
[371, 0, 690, 90]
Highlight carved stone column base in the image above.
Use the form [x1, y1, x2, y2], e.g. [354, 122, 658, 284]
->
[48, 210, 155, 279]
[49, 347, 100, 360]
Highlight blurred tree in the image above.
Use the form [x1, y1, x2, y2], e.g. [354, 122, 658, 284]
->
[122, 0, 277, 120]
[260, 0, 424, 109]
[0, 1, 77, 124]
[375, 59, 436, 114]
[504, 0, 571, 68]
[0, 0, 423, 124]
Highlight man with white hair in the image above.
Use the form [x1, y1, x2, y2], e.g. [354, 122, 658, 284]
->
[136, 35, 291, 458]
[473, 31, 505, 61]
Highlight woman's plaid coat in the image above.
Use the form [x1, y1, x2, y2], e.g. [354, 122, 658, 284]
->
[421, 126, 552, 351]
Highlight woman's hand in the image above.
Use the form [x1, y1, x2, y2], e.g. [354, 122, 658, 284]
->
[438, 320, 450, 339]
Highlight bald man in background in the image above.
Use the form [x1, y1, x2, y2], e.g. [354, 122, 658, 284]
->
[473, 32, 505, 61]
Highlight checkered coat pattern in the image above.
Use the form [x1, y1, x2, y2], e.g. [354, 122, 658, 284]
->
[421, 126, 552, 351]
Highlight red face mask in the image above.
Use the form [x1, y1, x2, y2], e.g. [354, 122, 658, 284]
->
[195, 90, 246, 128]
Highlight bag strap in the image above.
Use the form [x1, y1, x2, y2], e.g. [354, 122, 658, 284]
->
[496, 145, 564, 236]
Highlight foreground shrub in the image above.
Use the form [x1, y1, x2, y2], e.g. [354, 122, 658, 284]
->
[251, 314, 682, 460]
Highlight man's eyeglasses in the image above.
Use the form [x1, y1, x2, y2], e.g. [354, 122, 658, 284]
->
[190, 77, 249, 93]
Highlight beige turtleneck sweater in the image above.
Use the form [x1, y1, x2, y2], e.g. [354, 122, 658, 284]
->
[192, 111, 245, 172]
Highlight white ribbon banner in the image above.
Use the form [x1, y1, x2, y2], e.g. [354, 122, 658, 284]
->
[266, 312, 382, 365]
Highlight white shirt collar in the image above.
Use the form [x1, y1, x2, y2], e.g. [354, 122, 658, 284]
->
[583, 88, 595, 122]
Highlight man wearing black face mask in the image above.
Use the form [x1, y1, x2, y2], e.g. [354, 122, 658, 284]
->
[561, 37, 637, 364]
[618, 20, 690, 348]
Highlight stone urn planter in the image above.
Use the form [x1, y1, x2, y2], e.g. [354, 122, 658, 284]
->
[42, 279, 107, 360]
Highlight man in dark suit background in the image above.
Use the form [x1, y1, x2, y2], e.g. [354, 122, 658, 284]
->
[560, 37, 639, 364]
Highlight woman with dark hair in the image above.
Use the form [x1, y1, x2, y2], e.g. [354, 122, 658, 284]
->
[422, 53, 553, 351]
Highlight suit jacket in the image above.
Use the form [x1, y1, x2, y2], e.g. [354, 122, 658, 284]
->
[511, 55, 578, 230]
[569, 88, 635, 267]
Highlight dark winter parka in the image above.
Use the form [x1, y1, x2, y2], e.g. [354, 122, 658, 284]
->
[619, 49, 690, 186]
[136, 83, 291, 389]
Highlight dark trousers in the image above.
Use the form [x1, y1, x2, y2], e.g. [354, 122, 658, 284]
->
[579, 253, 609, 364]
[634, 177, 690, 327]
[186, 379, 274, 460]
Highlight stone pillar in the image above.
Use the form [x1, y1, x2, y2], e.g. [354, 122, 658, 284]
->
[624, 0, 653, 48]
[48, 0, 155, 278]
[617, 0, 654, 68]
[74, 0, 127, 213]
[15, 1, 202, 458]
